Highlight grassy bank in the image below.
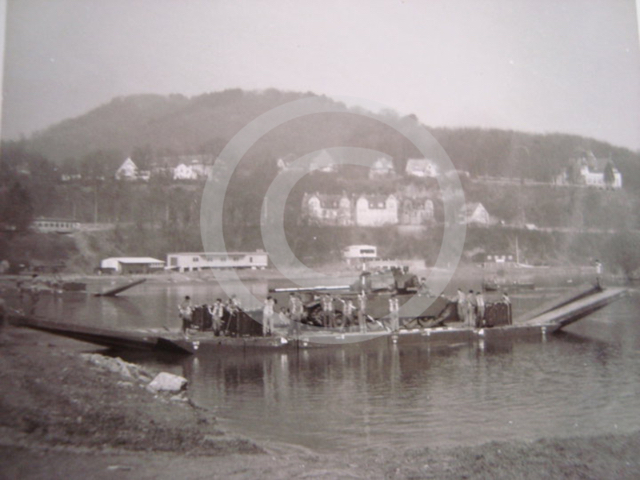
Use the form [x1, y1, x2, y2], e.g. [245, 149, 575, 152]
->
[0, 324, 638, 479]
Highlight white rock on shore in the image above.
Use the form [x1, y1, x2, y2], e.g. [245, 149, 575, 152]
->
[147, 372, 188, 393]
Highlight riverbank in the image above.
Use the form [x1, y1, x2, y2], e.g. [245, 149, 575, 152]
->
[1, 323, 638, 479]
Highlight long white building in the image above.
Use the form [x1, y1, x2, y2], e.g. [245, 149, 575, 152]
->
[166, 251, 269, 272]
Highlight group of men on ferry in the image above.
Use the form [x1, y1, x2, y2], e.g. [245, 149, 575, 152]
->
[179, 284, 510, 337]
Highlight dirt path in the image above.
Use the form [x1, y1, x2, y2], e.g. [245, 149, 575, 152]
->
[0, 324, 638, 479]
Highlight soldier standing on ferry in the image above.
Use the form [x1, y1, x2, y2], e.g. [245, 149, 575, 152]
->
[357, 291, 367, 333]
[466, 290, 477, 327]
[209, 298, 224, 335]
[262, 296, 275, 336]
[389, 294, 400, 332]
[475, 291, 485, 328]
[179, 296, 193, 336]
[288, 293, 303, 337]
[321, 293, 334, 329]
[344, 298, 356, 331]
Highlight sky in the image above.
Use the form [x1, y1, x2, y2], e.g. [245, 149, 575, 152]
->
[1, 0, 639, 151]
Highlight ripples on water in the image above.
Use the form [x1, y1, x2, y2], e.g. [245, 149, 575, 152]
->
[39, 283, 640, 452]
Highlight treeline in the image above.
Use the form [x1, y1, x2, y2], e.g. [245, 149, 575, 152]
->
[19, 89, 640, 190]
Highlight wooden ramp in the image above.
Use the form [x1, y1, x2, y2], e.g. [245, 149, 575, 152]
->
[94, 279, 147, 297]
[524, 287, 626, 330]
[11, 315, 194, 354]
[514, 285, 600, 324]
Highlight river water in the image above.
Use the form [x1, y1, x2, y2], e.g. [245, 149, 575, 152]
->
[37, 281, 640, 452]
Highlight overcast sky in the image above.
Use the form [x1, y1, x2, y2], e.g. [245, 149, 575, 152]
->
[2, 0, 639, 150]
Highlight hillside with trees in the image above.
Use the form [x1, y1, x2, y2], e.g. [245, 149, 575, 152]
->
[2, 88, 640, 274]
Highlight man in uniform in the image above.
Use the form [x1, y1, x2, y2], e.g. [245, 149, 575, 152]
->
[321, 293, 334, 329]
[209, 298, 224, 335]
[357, 291, 367, 333]
[179, 296, 193, 337]
[389, 294, 400, 332]
[262, 296, 275, 336]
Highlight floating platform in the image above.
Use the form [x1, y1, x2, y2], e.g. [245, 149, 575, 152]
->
[11, 285, 627, 355]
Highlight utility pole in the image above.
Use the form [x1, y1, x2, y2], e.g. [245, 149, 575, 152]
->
[94, 181, 98, 224]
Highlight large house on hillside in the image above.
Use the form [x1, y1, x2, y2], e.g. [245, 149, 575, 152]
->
[301, 192, 434, 227]
[557, 151, 622, 189]
[354, 194, 398, 226]
[303, 193, 353, 226]
[400, 198, 435, 225]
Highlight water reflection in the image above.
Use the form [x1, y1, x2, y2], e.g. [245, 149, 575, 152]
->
[36, 282, 640, 452]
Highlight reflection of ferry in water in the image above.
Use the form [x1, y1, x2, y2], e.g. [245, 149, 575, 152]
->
[482, 275, 535, 292]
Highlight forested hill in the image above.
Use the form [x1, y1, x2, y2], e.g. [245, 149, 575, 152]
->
[23, 88, 640, 191]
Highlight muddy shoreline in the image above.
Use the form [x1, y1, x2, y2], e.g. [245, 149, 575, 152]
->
[0, 324, 638, 479]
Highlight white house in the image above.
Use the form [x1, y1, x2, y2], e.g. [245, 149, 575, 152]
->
[579, 162, 622, 189]
[172, 163, 199, 180]
[354, 194, 398, 226]
[400, 198, 434, 225]
[405, 159, 438, 178]
[115, 158, 138, 181]
[559, 152, 623, 189]
[303, 193, 353, 226]
[460, 202, 491, 225]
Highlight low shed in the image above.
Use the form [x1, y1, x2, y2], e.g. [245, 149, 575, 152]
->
[100, 257, 165, 274]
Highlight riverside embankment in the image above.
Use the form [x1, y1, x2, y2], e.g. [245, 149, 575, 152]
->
[1, 323, 638, 479]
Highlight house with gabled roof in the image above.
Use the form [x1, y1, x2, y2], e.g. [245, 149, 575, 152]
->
[302, 192, 353, 226]
[354, 194, 398, 226]
[115, 158, 138, 181]
[400, 198, 434, 225]
[460, 202, 491, 225]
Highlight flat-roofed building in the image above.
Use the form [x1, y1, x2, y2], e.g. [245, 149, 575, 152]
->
[166, 251, 269, 272]
[343, 244, 377, 266]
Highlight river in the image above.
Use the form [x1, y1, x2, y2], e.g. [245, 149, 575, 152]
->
[37, 280, 640, 453]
